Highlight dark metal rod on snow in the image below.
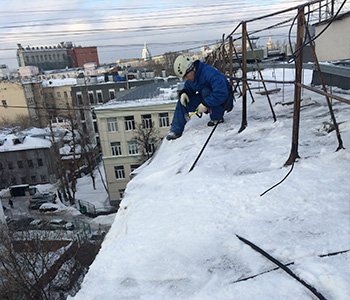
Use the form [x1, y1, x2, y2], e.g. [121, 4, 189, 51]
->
[188, 121, 220, 173]
[235, 234, 327, 300]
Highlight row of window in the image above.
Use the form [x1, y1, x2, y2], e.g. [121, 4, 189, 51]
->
[0, 158, 44, 170]
[1, 174, 47, 186]
[114, 164, 140, 180]
[110, 141, 155, 156]
[76, 89, 115, 106]
[46, 91, 70, 100]
[107, 113, 170, 132]
[25, 53, 66, 63]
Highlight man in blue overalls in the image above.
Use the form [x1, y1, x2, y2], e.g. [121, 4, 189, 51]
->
[167, 55, 234, 140]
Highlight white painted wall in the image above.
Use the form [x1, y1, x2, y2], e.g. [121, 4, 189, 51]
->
[315, 14, 350, 61]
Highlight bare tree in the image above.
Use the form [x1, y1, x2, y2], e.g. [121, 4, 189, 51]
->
[133, 122, 160, 163]
[0, 226, 88, 300]
[0, 114, 32, 130]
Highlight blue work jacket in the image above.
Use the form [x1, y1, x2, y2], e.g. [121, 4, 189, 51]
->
[183, 60, 230, 107]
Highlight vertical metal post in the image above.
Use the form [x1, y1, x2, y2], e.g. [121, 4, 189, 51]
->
[305, 25, 344, 151]
[229, 36, 233, 87]
[285, 6, 304, 166]
[239, 21, 247, 133]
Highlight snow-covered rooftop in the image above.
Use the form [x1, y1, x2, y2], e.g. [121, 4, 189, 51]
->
[71, 68, 350, 300]
[95, 87, 178, 110]
[0, 134, 51, 152]
[42, 78, 77, 87]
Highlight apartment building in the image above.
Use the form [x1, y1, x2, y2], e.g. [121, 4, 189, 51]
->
[95, 99, 176, 207]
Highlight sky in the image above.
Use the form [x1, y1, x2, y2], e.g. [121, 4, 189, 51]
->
[63, 67, 350, 299]
[1, 0, 349, 70]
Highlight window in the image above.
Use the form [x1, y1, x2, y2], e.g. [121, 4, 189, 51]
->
[31, 175, 36, 182]
[0, 162, 3, 170]
[21, 176, 27, 184]
[107, 117, 118, 132]
[119, 189, 125, 199]
[96, 90, 103, 103]
[8, 162, 13, 170]
[76, 92, 83, 105]
[88, 91, 94, 104]
[37, 158, 43, 167]
[130, 164, 140, 173]
[27, 159, 34, 168]
[17, 160, 24, 169]
[111, 142, 122, 156]
[40, 175, 47, 182]
[141, 114, 153, 129]
[114, 166, 125, 179]
[159, 112, 169, 127]
[109, 89, 115, 100]
[2, 100, 8, 108]
[124, 116, 135, 131]
[57, 91, 61, 98]
[80, 109, 85, 121]
[63, 91, 68, 98]
[146, 142, 155, 155]
[128, 140, 139, 155]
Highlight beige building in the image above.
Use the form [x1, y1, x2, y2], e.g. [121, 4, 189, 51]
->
[315, 12, 350, 61]
[41, 79, 77, 127]
[95, 100, 176, 207]
[0, 81, 31, 124]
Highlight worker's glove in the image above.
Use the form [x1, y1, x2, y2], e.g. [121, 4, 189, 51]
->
[196, 103, 208, 113]
[180, 93, 190, 107]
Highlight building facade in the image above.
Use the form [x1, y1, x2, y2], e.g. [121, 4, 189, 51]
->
[71, 77, 166, 146]
[95, 100, 176, 207]
[68, 47, 100, 68]
[314, 12, 350, 62]
[16, 42, 99, 71]
[0, 135, 56, 189]
[0, 81, 31, 124]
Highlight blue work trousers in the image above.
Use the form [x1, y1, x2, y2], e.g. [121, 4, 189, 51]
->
[170, 90, 226, 135]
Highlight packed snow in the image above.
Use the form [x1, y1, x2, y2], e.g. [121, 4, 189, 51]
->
[71, 68, 350, 300]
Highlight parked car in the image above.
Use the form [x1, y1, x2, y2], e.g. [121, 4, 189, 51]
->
[29, 192, 57, 210]
[29, 219, 46, 229]
[39, 203, 59, 212]
[49, 219, 74, 230]
[32, 192, 57, 202]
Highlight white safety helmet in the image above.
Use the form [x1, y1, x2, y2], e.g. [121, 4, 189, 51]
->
[173, 55, 194, 78]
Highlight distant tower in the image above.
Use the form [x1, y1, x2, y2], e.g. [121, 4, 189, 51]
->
[141, 42, 151, 61]
[267, 37, 273, 49]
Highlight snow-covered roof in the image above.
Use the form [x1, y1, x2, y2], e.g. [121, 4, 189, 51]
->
[42, 78, 77, 87]
[0, 133, 51, 152]
[94, 86, 178, 111]
[71, 68, 350, 300]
